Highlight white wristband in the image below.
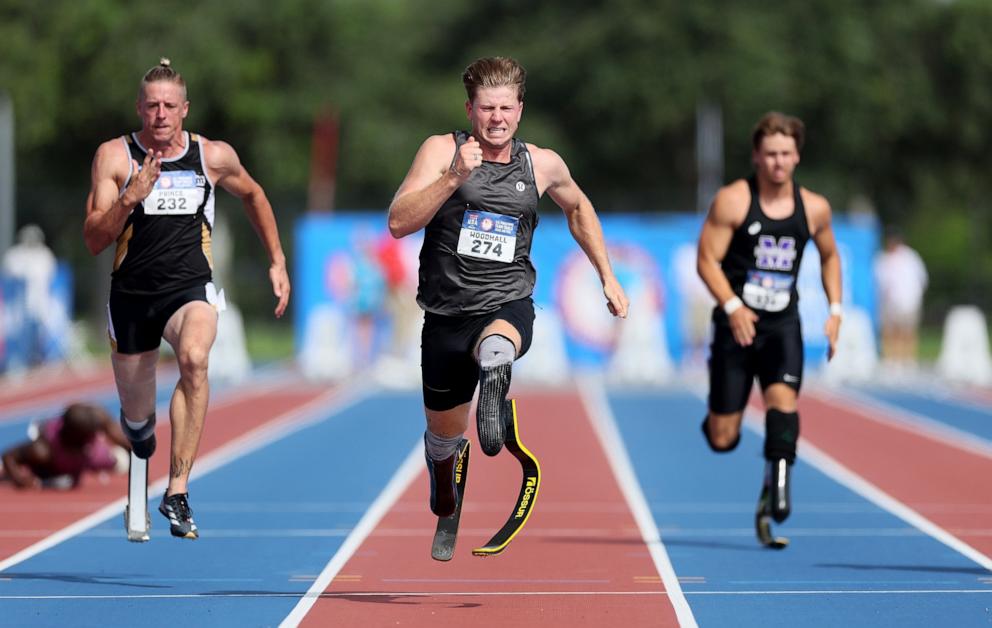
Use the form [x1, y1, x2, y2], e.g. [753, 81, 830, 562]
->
[723, 296, 743, 316]
[829, 302, 843, 317]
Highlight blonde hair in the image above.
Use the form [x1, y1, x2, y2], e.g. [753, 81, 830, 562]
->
[751, 111, 805, 151]
[139, 57, 187, 100]
[462, 57, 526, 102]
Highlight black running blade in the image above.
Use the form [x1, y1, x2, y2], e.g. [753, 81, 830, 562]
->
[431, 440, 470, 561]
[755, 485, 789, 550]
[473, 400, 541, 557]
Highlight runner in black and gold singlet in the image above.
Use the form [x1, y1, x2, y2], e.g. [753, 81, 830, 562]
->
[84, 59, 290, 542]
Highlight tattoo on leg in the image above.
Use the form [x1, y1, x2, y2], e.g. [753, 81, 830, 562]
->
[170, 456, 193, 479]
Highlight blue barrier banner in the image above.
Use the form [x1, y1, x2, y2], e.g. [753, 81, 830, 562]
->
[295, 212, 878, 376]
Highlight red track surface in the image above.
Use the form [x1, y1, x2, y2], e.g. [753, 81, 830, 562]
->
[302, 390, 680, 627]
[0, 380, 330, 561]
[0, 366, 116, 416]
[800, 390, 992, 557]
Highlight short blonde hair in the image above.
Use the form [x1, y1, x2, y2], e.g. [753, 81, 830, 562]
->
[139, 57, 187, 100]
[751, 111, 805, 151]
[462, 57, 526, 102]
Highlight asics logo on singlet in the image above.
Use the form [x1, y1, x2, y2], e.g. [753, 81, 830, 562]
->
[754, 235, 797, 271]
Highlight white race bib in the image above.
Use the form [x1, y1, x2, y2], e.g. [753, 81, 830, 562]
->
[143, 170, 205, 215]
[742, 270, 794, 312]
[456, 210, 517, 263]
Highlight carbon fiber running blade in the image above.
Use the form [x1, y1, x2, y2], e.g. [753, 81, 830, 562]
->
[431, 440, 470, 561]
[125, 453, 150, 543]
[473, 399, 541, 556]
[755, 485, 788, 550]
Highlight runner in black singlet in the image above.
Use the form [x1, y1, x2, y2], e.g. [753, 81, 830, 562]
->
[84, 59, 290, 539]
[697, 112, 842, 546]
[387, 57, 629, 538]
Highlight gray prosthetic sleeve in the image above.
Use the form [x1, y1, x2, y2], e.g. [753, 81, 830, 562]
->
[477, 334, 515, 369]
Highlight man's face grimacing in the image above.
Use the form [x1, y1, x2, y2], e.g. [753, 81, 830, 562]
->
[466, 86, 523, 151]
[753, 133, 800, 185]
[137, 81, 189, 144]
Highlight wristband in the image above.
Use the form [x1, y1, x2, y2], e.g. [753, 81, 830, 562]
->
[829, 302, 843, 317]
[723, 296, 743, 316]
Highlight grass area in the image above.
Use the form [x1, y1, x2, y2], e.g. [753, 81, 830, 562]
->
[242, 321, 295, 364]
[76, 318, 295, 366]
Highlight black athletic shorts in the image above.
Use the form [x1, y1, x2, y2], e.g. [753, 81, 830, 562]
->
[421, 297, 535, 412]
[708, 316, 804, 414]
[107, 283, 213, 354]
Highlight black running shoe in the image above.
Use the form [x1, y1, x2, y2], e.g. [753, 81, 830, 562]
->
[158, 492, 199, 539]
[426, 438, 467, 518]
[120, 413, 156, 460]
[477, 363, 511, 456]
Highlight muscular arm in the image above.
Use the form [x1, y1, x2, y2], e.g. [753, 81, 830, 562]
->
[697, 181, 759, 345]
[205, 139, 290, 317]
[535, 147, 628, 318]
[807, 191, 842, 358]
[697, 182, 748, 307]
[387, 134, 467, 238]
[83, 140, 160, 255]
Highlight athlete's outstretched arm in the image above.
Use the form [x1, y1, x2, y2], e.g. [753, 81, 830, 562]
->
[83, 140, 161, 255]
[698, 182, 759, 346]
[205, 139, 290, 318]
[537, 148, 628, 318]
[388, 134, 482, 238]
[808, 193, 842, 359]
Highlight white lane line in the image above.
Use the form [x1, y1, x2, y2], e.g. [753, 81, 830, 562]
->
[4, 589, 992, 601]
[726, 398, 992, 573]
[0, 383, 371, 575]
[809, 387, 992, 460]
[579, 377, 698, 628]
[278, 441, 424, 628]
[785, 429, 992, 572]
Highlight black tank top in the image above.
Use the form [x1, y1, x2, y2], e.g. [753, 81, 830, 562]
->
[716, 176, 810, 327]
[111, 132, 216, 295]
[417, 130, 539, 315]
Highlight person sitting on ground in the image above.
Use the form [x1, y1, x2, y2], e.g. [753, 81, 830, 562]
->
[0, 403, 130, 489]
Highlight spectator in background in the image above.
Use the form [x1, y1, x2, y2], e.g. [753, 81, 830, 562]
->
[1, 403, 130, 489]
[1, 224, 57, 366]
[874, 227, 928, 369]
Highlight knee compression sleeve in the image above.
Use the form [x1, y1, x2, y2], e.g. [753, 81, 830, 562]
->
[701, 415, 741, 453]
[425, 429, 464, 462]
[764, 409, 799, 463]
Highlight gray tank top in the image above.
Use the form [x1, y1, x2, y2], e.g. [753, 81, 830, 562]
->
[416, 130, 539, 315]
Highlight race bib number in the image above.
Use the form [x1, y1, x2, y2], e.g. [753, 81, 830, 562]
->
[456, 210, 517, 263]
[143, 170, 204, 215]
[742, 270, 794, 312]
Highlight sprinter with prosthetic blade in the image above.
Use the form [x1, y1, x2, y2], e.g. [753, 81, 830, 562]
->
[387, 56, 628, 560]
[696, 111, 842, 549]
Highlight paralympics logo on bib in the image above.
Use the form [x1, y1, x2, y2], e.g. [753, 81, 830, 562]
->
[744, 235, 797, 312]
[143, 170, 205, 215]
[457, 209, 517, 263]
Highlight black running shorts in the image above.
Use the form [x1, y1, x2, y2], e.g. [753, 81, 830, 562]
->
[708, 316, 804, 414]
[421, 297, 535, 412]
[107, 284, 213, 354]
